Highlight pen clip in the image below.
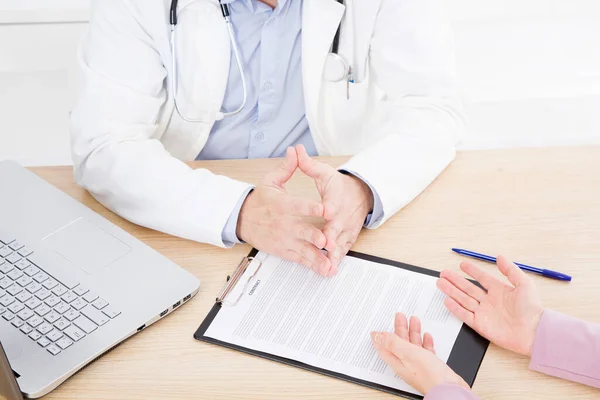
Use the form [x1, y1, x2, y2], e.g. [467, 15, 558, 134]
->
[216, 257, 263, 306]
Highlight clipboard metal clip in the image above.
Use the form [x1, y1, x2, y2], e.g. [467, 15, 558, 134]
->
[216, 256, 263, 307]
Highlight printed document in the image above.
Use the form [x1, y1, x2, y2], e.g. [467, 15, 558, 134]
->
[205, 251, 463, 395]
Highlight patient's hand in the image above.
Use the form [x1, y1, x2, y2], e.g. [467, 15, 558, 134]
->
[372, 313, 469, 394]
[237, 147, 331, 275]
[437, 255, 544, 356]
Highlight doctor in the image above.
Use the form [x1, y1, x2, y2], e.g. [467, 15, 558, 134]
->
[70, 0, 465, 275]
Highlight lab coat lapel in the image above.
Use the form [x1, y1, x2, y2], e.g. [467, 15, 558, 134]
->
[302, 0, 345, 137]
[173, 0, 230, 121]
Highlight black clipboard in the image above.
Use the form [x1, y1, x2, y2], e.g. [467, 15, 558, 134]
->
[194, 249, 489, 399]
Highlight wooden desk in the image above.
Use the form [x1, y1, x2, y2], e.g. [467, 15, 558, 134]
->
[32, 146, 600, 400]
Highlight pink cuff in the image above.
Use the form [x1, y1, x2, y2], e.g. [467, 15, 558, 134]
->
[529, 309, 600, 388]
[425, 383, 479, 400]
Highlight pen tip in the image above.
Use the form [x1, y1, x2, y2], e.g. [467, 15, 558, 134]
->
[451, 248, 461, 253]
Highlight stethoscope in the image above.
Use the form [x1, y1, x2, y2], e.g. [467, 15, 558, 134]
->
[169, 0, 352, 122]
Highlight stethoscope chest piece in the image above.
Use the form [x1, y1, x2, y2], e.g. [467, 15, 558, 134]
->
[324, 53, 350, 82]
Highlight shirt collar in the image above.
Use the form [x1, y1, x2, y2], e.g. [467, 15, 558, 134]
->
[220, 0, 288, 14]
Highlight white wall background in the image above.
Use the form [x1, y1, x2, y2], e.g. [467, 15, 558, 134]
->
[1, 0, 600, 166]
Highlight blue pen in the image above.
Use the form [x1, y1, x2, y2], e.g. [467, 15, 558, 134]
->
[452, 248, 572, 282]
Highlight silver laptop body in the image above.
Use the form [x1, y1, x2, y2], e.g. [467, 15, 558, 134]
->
[0, 160, 200, 398]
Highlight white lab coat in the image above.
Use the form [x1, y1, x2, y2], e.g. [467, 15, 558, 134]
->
[70, 0, 465, 247]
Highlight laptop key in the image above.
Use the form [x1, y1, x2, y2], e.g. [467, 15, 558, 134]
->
[35, 304, 51, 317]
[54, 302, 70, 314]
[5, 253, 21, 264]
[8, 302, 24, 314]
[73, 316, 98, 334]
[15, 291, 32, 303]
[45, 296, 60, 308]
[82, 291, 99, 303]
[46, 329, 63, 342]
[64, 325, 85, 342]
[63, 309, 80, 321]
[29, 330, 42, 341]
[20, 324, 33, 334]
[37, 337, 51, 348]
[2, 311, 14, 321]
[52, 285, 68, 297]
[61, 291, 77, 304]
[0, 306, 5, 314]
[6, 285, 22, 296]
[56, 337, 73, 350]
[17, 247, 33, 257]
[102, 305, 121, 319]
[42, 279, 58, 290]
[54, 318, 70, 331]
[0, 248, 11, 258]
[0, 278, 11, 290]
[11, 318, 24, 328]
[35, 288, 51, 300]
[16, 276, 32, 287]
[15, 259, 30, 270]
[27, 315, 44, 328]
[81, 305, 109, 326]
[46, 344, 61, 355]
[44, 311, 61, 324]
[92, 298, 109, 310]
[25, 297, 42, 310]
[0, 236, 14, 245]
[17, 307, 34, 321]
[0, 296, 14, 307]
[71, 298, 87, 310]
[8, 242, 24, 251]
[37, 322, 53, 335]
[23, 265, 40, 277]
[7, 269, 23, 281]
[25, 282, 42, 294]
[32, 271, 49, 284]
[72, 286, 89, 296]
[0, 264, 13, 274]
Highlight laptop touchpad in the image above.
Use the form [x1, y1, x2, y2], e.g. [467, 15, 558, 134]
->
[43, 218, 131, 274]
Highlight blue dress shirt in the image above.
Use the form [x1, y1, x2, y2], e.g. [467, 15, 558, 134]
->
[195, 0, 382, 245]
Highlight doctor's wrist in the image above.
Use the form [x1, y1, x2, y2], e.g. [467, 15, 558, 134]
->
[344, 173, 374, 215]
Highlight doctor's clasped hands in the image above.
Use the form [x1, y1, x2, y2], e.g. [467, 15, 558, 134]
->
[237, 145, 375, 276]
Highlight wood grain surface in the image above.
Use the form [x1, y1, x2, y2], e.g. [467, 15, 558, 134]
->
[30, 146, 600, 399]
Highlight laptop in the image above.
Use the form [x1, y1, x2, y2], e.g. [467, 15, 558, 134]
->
[0, 160, 200, 398]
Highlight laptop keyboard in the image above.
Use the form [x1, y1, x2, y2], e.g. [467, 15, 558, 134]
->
[0, 235, 120, 356]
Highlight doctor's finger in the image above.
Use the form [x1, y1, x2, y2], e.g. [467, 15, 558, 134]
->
[265, 147, 298, 187]
[294, 222, 327, 249]
[290, 240, 331, 275]
[277, 195, 324, 218]
[296, 144, 334, 181]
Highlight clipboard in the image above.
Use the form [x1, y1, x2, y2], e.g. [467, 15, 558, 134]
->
[194, 249, 489, 399]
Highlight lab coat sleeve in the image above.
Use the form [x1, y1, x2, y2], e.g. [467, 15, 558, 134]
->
[339, 0, 466, 228]
[70, 0, 253, 247]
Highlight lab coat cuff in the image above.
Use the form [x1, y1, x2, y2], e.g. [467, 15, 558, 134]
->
[222, 187, 255, 247]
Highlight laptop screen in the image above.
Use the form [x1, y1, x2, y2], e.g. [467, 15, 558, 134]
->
[0, 342, 22, 400]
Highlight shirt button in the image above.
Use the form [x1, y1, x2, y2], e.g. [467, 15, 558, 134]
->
[262, 81, 273, 91]
[255, 132, 265, 141]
